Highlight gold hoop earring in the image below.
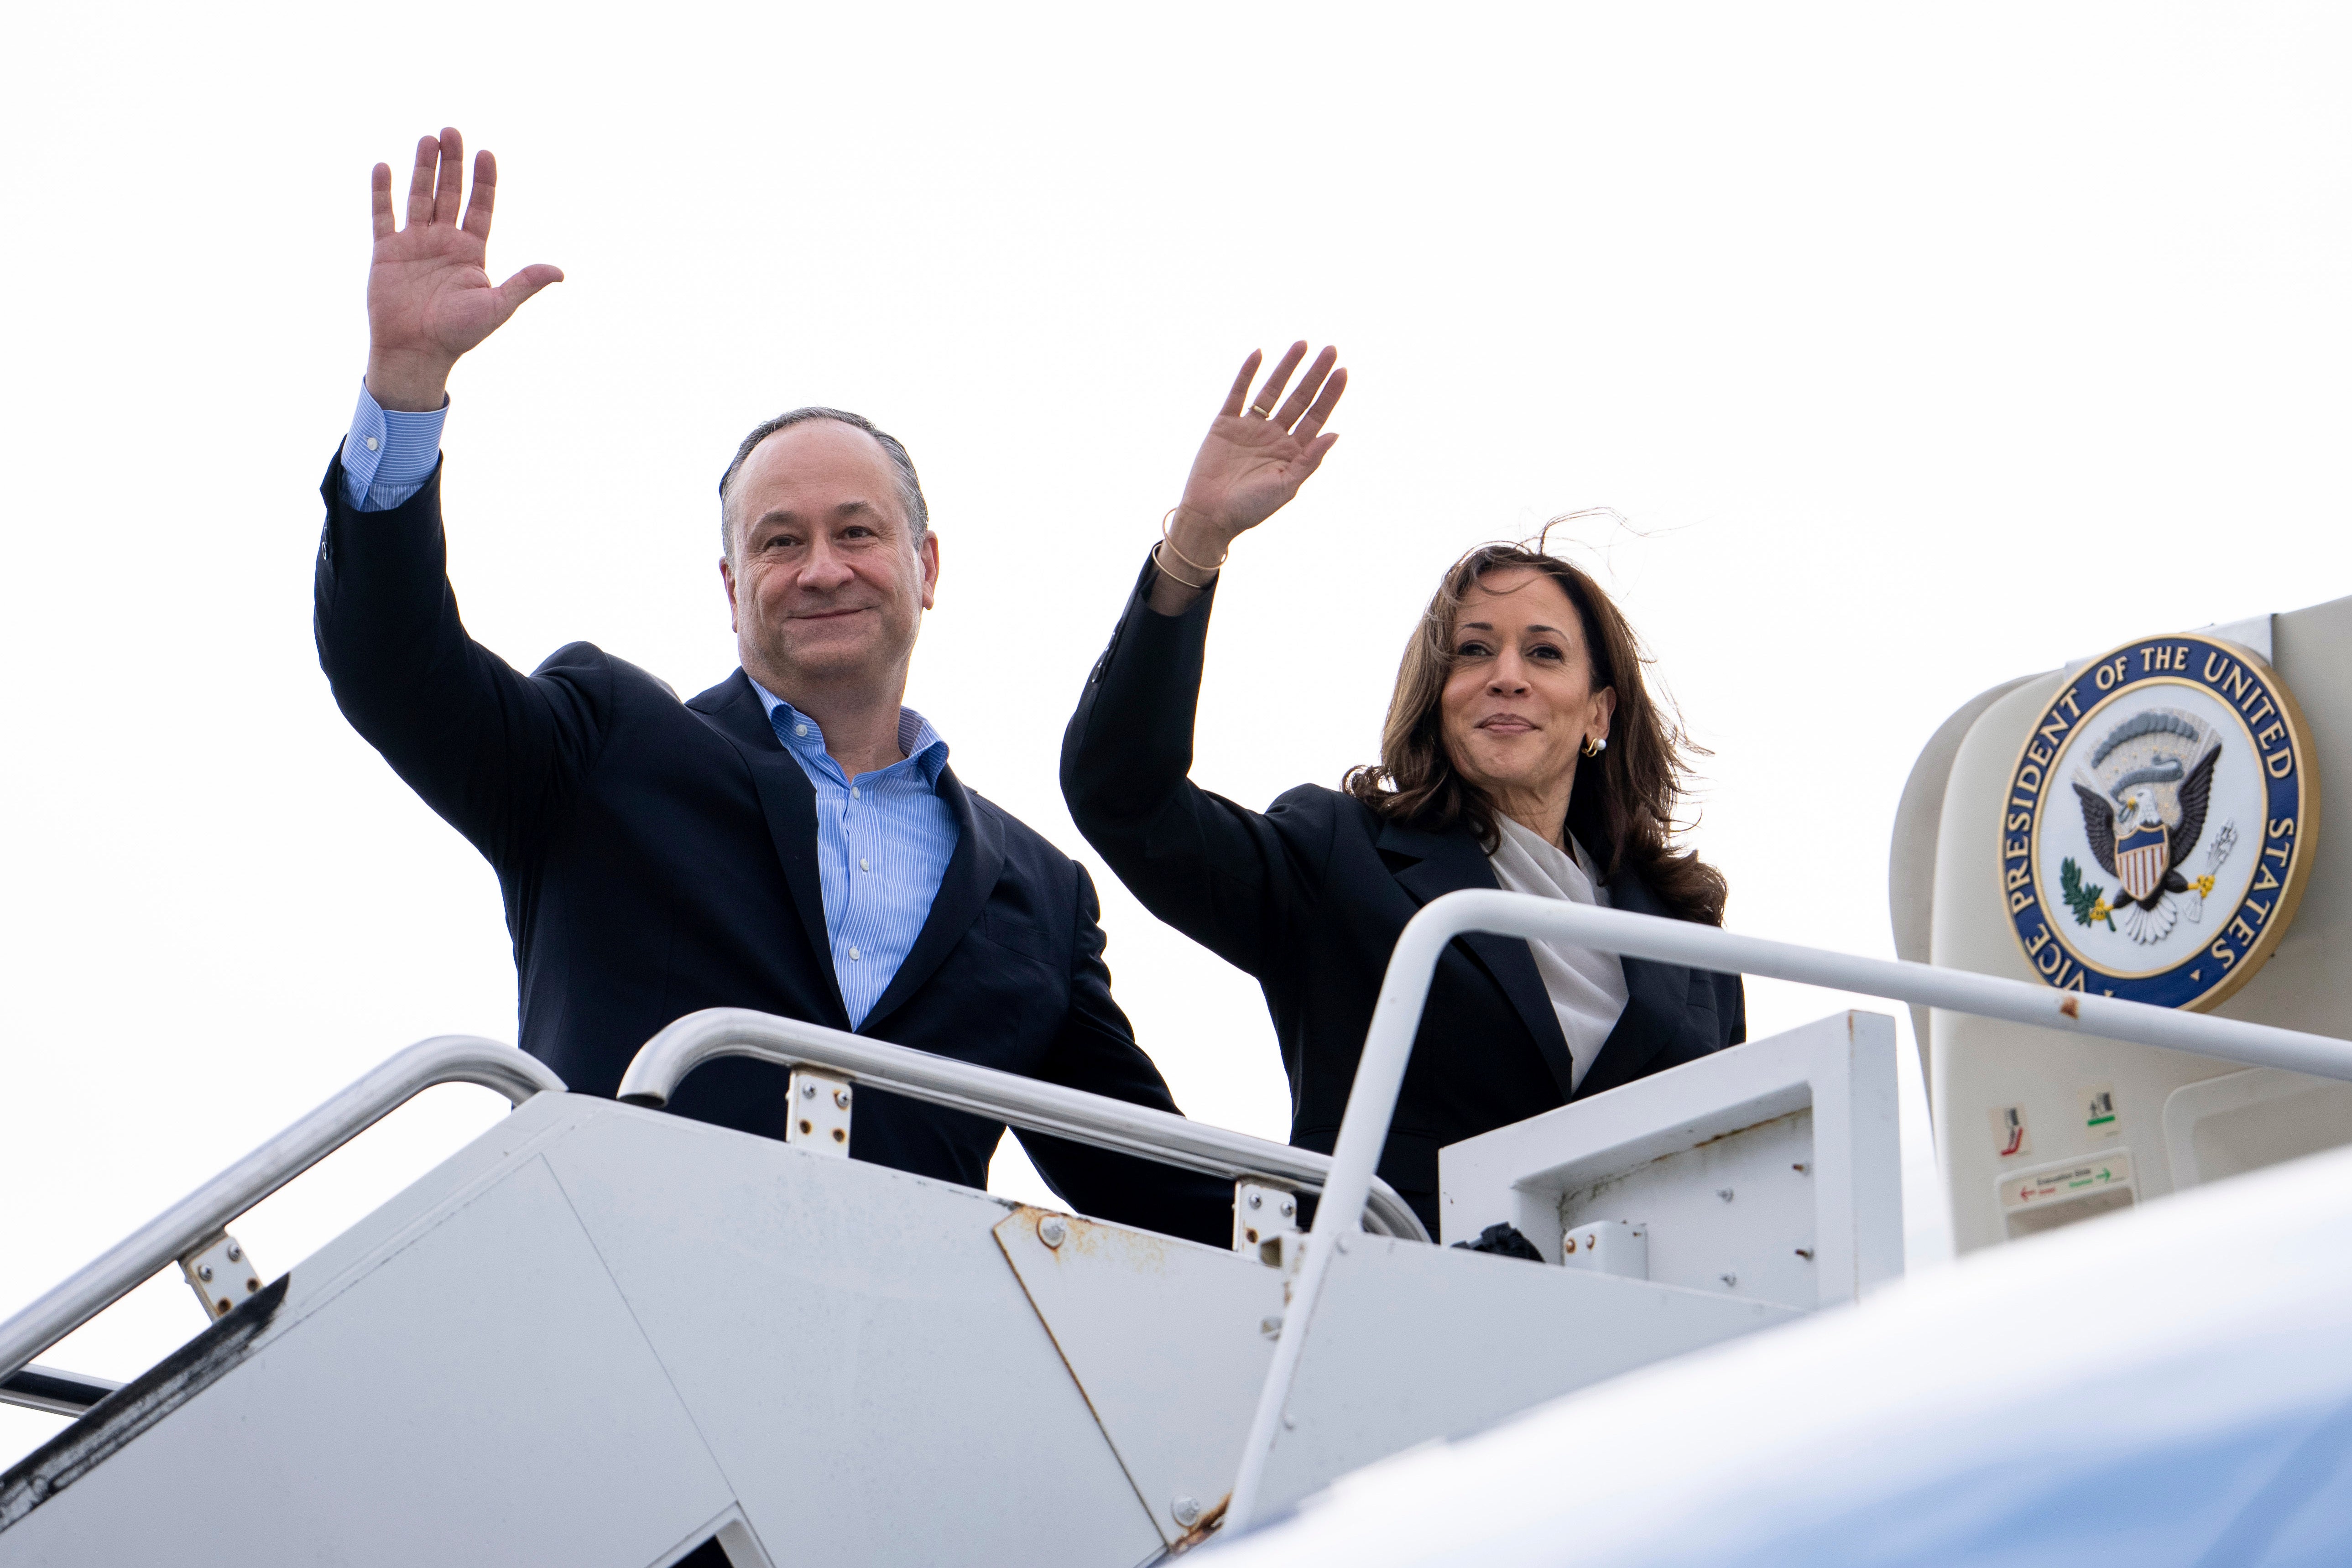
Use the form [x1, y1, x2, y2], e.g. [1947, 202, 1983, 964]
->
[1581, 735, 1606, 758]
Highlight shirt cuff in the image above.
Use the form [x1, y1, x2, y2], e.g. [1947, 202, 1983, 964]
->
[339, 378, 449, 511]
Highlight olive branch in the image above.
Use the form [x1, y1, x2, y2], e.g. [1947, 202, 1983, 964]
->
[2060, 857, 2115, 931]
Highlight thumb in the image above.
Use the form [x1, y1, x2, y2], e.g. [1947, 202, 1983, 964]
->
[492, 263, 565, 323]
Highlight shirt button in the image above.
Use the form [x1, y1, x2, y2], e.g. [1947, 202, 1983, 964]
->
[795, 724, 808, 737]
[851, 786, 861, 799]
[848, 945, 861, 961]
[860, 857, 870, 872]
[364, 435, 380, 452]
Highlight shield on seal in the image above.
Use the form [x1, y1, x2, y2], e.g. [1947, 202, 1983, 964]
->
[2116, 822, 2169, 902]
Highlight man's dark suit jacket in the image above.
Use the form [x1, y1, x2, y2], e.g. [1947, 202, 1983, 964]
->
[1062, 560, 1747, 1234]
[314, 458, 1229, 1246]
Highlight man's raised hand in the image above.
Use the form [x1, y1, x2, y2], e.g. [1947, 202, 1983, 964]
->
[365, 128, 563, 411]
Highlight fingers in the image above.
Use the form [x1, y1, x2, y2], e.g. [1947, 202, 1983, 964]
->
[1273, 346, 1339, 430]
[1219, 350, 1263, 418]
[1291, 365, 1347, 445]
[1298, 432, 1341, 476]
[1247, 340, 1309, 417]
[404, 135, 438, 228]
[462, 148, 498, 240]
[491, 263, 566, 324]
[432, 127, 465, 228]
[370, 163, 395, 240]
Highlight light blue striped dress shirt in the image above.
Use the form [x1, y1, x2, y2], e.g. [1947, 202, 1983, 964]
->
[747, 687, 959, 1027]
[340, 381, 961, 1028]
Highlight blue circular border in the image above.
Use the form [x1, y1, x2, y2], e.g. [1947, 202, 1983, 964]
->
[2000, 634, 2312, 1010]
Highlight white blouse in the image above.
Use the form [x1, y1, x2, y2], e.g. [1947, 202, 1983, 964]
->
[1486, 816, 1630, 1093]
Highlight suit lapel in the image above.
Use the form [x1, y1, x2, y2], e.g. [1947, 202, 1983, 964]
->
[1377, 820, 1579, 1104]
[686, 671, 847, 1026]
[859, 765, 1001, 1036]
[1572, 870, 1691, 1100]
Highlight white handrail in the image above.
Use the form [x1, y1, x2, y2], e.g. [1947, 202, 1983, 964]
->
[1224, 890, 2352, 1529]
[0, 1037, 562, 1387]
[615, 1008, 1431, 1242]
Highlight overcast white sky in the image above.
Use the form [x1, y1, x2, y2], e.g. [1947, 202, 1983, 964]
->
[7, 3, 2352, 1461]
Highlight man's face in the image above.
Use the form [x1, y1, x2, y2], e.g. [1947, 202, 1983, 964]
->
[720, 421, 939, 696]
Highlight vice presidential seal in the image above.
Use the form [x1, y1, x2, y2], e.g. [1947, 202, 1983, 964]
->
[2000, 632, 2318, 1010]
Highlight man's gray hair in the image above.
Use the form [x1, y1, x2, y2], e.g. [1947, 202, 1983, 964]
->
[717, 407, 930, 558]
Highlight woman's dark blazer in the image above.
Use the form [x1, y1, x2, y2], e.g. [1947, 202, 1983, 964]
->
[1060, 560, 1747, 1235]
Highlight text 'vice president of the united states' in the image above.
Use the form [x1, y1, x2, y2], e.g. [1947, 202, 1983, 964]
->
[313, 127, 1228, 1245]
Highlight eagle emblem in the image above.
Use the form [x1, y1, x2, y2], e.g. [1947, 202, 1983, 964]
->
[1998, 630, 2314, 1011]
[2065, 709, 2233, 944]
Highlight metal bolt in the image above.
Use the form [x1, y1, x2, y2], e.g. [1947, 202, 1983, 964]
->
[1039, 1215, 1068, 1248]
[1334, 1233, 1351, 1255]
[833, 1087, 851, 1109]
[197, 1264, 214, 1282]
[1248, 1192, 1263, 1209]
[225, 1241, 241, 1262]
[1172, 1496, 1202, 1528]
[1279, 1198, 1294, 1216]
[1717, 1188, 1735, 1202]
[801, 1081, 817, 1099]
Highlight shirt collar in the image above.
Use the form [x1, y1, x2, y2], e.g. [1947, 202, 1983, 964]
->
[746, 675, 950, 787]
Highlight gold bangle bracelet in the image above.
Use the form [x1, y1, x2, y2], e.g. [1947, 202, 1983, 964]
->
[1152, 540, 1216, 590]
[1159, 508, 1230, 575]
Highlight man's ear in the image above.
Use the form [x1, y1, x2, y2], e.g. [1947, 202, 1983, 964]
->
[917, 531, 940, 612]
[721, 555, 740, 635]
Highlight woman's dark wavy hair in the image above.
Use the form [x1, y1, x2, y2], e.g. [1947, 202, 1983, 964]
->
[1342, 532, 1729, 926]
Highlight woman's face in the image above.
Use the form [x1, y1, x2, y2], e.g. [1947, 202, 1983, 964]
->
[1439, 568, 1617, 827]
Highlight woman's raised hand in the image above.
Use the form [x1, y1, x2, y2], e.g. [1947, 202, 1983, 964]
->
[365, 128, 564, 411]
[1174, 343, 1347, 545]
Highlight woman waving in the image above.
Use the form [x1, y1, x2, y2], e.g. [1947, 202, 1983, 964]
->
[1061, 344, 1744, 1235]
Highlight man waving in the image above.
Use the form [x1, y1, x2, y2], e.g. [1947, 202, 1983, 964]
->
[318, 127, 1226, 1243]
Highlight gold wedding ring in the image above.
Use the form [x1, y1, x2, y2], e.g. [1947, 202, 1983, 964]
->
[1248, 403, 1275, 418]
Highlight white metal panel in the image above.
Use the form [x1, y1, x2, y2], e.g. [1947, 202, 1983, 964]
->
[2162, 1065, 2352, 1189]
[994, 1205, 1285, 1543]
[1560, 1110, 1816, 1307]
[0, 1156, 736, 1567]
[281, 1089, 606, 1311]
[1250, 1232, 1799, 1518]
[538, 1106, 1165, 1568]
[1441, 1011, 1904, 1307]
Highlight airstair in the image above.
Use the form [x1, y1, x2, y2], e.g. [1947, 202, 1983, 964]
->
[5, 892, 2348, 1565]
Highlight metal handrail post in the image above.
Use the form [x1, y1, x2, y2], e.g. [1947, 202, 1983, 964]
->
[0, 1037, 563, 1386]
[1224, 889, 2352, 1529]
[615, 1008, 1431, 1242]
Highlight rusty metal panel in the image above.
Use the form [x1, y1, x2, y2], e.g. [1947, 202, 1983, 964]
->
[995, 1206, 1285, 1547]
